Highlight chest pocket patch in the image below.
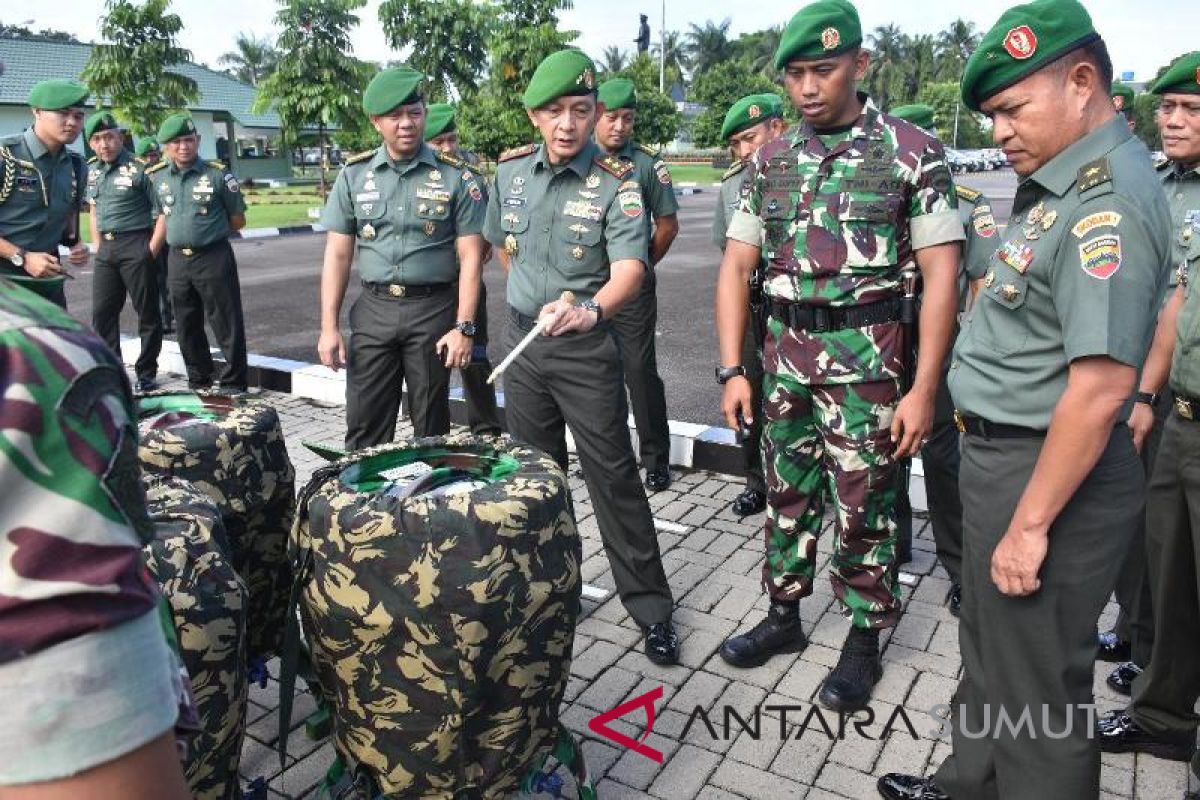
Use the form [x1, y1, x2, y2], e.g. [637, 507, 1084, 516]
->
[839, 193, 900, 268]
[762, 192, 797, 253]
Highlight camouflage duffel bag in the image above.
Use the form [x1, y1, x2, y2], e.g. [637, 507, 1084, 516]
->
[280, 433, 593, 799]
[136, 390, 295, 661]
[144, 475, 250, 800]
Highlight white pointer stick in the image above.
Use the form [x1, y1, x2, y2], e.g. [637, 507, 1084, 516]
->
[487, 290, 575, 384]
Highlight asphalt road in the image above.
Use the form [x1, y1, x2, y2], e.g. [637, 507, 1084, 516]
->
[64, 168, 1019, 427]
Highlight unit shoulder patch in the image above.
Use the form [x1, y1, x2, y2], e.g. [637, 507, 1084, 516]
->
[955, 184, 982, 203]
[1077, 158, 1112, 193]
[1079, 233, 1122, 279]
[499, 143, 538, 163]
[1071, 211, 1122, 238]
[595, 154, 634, 179]
[723, 160, 746, 181]
[434, 150, 465, 169]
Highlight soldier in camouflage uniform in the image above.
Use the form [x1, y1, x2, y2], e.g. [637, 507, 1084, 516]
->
[0, 278, 191, 798]
[144, 476, 249, 800]
[594, 78, 680, 491]
[715, 0, 963, 714]
[713, 93, 789, 518]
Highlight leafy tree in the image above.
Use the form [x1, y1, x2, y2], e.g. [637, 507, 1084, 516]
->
[82, 0, 198, 138]
[1131, 93, 1161, 152]
[686, 18, 733, 76]
[733, 27, 782, 78]
[863, 24, 903, 109]
[218, 32, 278, 86]
[599, 46, 628, 76]
[378, 0, 492, 101]
[934, 18, 979, 81]
[622, 51, 681, 100]
[332, 59, 382, 154]
[915, 81, 988, 148]
[0, 23, 81, 42]
[901, 34, 936, 102]
[689, 60, 782, 148]
[651, 30, 689, 81]
[614, 53, 680, 146]
[255, 0, 366, 197]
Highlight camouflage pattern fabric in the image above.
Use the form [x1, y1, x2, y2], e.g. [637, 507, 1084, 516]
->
[144, 475, 249, 800]
[762, 375, 902, 628]
[137, 391, 296, 660]
[290, 432, 581, 798]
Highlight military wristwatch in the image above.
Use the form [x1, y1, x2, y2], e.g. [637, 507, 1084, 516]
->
[455, 321, 477, 337]
[8, 248, 26, 268]
[579, 299, 603, 321]
[1135, 391, 1159, 407]
[715, 365, 747, 384]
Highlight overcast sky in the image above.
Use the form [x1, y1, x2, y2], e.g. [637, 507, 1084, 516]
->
[25, 0, 1193, 83]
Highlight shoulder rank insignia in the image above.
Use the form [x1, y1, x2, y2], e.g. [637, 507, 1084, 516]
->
[144, 160, 169, 174]
[595, 154, 634, 179]
[435, 150, 465, 168]
[344, 150, 374, 166]
[499, 143, 538, 163]
[955, 184, 981, 203]
[87, 155, 98, 165]
[206, 159, 227, 170]
[1077, 158, 1112, 193]
[635, 142, 660, 157]
[723, 160, 746, 181]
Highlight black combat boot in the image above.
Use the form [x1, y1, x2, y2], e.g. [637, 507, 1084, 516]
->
[818, 627, 883, 713]
[718, 600, 807, 667]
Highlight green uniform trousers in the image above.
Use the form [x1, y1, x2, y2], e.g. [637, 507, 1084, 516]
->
[1130, 409, 1200, 784]
[458, 282, 501, 436]
[345, 284, 455, 450]
[741, 313, 766, 494]
[935, 427, 1143, 800]
[168, 241, 247, 391]
[612, 271, 671, 473]
[92, 229, 162, 382]
[501, 307, 674, 628]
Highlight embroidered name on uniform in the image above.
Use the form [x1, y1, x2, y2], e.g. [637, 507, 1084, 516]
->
[1071, 211, 1121, 238]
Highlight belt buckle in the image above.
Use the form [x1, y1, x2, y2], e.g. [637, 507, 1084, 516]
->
[388, 284, 406, 298]
[181, 247, 194, 256]
[954, 410, 966, 433]
[103, 232, 114, 241]
[1176, 396, 1194, 420]
[812, 306, 832, 333]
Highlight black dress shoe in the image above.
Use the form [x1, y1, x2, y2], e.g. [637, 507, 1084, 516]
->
[135, 375, 159, 393]
[731, 487, 767, 517]
[719, 602, 807, 667]
[1107, 662, 1143, 696]
[946, 583, 961, 618]
[1097, 630, 1132, 663]
[877, 773, 950, 800]
[1096, 710, 1196, 761]
[644, 621, 679, 665]
[818, 627, 883, 713]
[644, 466, 671, 492]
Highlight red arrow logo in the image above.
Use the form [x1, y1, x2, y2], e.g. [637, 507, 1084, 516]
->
[588, 686, 664, 763]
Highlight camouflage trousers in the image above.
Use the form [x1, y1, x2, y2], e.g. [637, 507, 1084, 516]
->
[761, 373, 903, 628]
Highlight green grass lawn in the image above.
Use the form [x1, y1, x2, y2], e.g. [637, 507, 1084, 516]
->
[245, 203, 321, 229]
[666, 164, 725, 184]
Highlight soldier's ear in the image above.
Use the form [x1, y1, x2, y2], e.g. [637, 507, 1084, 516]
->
[852, 47, 870, 82]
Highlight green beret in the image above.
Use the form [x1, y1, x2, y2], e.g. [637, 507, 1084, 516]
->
[961, 0, 1100, 113]
[135, 138, 160, 157]
[3, 274, 68, 301]
[721, 93, 785, 141]
[889, 103, 936, 131]
[774, 0, 862, 69]
[1110, 82, 1135, 112]
[157, 113, 197, 143]
[1150, 52, 1200, 96]
[523, 49, 598, 109]
[363, 66, 425, 116]
[28, 79, 89, 111]
[424, 103, 457, 139]
[598, 78, 637, 111]
[84, 110, 120, 140]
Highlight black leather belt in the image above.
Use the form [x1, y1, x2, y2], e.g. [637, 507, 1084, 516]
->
[361, 280, 453, 298]
[172, 241, 222, 257]
[954, 411, 1046, 439]
[100, 228, 152, 241]
[1175, 395, 1200, 421]
[767, 297, 901, 333]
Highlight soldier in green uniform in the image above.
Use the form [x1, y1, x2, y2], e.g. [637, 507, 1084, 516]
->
[0, 79, 91, 309]
[714, 93, 789, 518]
[319, 68, 487, 450]
[483, 49, 678, 664]
[135, 137, 175, 334]
[594, 77, 680, 491]
[878, 3, 1172, 799]
[715, 0, 963, 713]
[1112, 81, 1137, 131]
[423, 102, 502, 437]
[888, 102, 996, 615]
[85, 111, 163, 392]
[1095, 53, 1200, 799]
[148, 113, 249, 393]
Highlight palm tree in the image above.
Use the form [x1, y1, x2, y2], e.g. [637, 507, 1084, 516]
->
[600, 45, 628, 75]
[935, 19, 979, 81]
[902, 34, 936, 103]
[686, 18, 733, 76]
[652, 30, 689, 76]
[864, 24, 903, 109]
[218, 32, 278, 86]
[735, 26, 783, 77]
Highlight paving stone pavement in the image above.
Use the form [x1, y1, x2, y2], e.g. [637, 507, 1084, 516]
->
[170, 382, 1195, 800]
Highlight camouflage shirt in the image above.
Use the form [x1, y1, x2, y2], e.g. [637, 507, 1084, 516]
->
[0, 280, 157, 664]
[725, 95, 964, 384]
